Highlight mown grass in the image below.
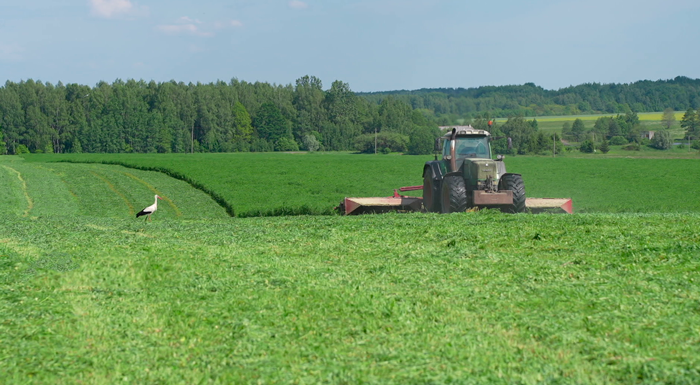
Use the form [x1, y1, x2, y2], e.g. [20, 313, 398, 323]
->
[3, 153, 700, 383]
[25, 152, 700, 216]
[0, 156, 228, 219]
[1, 212, 699, 383]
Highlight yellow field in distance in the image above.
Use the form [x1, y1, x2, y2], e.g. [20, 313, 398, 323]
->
[494, 111, 685, 123]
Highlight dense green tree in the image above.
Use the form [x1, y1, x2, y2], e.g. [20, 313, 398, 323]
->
[571, 118, 586, 142]
[322, 80, 362, 150]
[377, 96, 413, 135]
[2, 76, 700, 156]
[253, 102, 293, 149]
[681, 108, 700, 140]
[0, 83, 25, 154]
[360, 77, 700, 122]
[407, 125, 437, 155]
[561, 121, 571, 140]
[292, 76, 325, 141]
[500, 116, 536, 154]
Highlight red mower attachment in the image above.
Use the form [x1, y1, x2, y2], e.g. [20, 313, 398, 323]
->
[338, 186, 423, 215]
[338, 186, 573, 215]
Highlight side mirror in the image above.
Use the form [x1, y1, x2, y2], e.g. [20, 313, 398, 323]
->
[434, 138, 443, 152]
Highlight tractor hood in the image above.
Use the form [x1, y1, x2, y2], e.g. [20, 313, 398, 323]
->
[463, 158, 499, 188]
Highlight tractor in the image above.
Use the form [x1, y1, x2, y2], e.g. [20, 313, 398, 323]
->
[423, 127, 525, 213]
[338, 126, 572, 215]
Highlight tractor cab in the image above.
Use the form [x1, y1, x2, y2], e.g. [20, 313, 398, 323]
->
[439, 127, 493, 175]
[442, 134, 491, 160]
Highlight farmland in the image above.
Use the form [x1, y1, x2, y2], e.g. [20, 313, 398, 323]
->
[2, 153, 700, 384]
[23, 151, 700, 216]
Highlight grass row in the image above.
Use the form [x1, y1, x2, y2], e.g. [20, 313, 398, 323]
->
[1, 212, 699, 383]
[0, 157, 227, 219]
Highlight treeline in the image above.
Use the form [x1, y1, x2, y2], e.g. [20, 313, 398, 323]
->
[360, 76, 700, 123]
[3, 75, 700, 156]
[0, 76, 439, 155]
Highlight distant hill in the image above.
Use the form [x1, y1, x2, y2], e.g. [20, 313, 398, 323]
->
[357, 76, 700, 120]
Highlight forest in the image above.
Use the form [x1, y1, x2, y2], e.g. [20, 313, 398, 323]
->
[1, 75, 700, 155]
[360, 76, 700, 123]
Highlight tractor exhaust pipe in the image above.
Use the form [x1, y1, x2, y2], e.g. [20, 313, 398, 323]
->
[449, 128, 457, 172]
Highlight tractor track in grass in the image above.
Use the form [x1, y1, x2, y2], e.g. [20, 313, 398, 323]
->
[89, 171, 136, 216]
[1, 165, 33, 217]
[122, 172, 182, 217]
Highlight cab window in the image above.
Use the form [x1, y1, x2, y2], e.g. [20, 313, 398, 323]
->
[454, 137, 490, 159]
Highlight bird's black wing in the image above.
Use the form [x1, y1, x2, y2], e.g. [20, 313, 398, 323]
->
[136, 209, 151, 218]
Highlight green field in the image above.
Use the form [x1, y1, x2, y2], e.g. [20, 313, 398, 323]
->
[0, 157, 227, 219]
[21, 152, 700, 216]
[2, 154, 700, 384]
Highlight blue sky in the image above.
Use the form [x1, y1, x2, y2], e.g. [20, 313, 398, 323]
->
[1, 0, 699, 92]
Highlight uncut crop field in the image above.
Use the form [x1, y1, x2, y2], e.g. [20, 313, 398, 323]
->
[3, 154, 700, 383]
[25, 152, 700, 216]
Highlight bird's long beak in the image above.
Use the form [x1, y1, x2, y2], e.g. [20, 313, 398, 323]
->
[157, 196, 163, 200]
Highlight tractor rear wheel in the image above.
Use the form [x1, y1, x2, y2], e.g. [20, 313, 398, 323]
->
[441, 175, 468, 213]
[499, 174, 526, 213]
[423, 171, 439, 212]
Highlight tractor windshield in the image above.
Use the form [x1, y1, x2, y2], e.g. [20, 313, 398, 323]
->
[443, 136, 490, 159]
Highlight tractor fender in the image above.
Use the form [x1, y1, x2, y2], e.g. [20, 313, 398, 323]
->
[423, 161, 443, 181]
[498, 173, 521, 187]
[496, 160, 507, 178]
[423, 161, 445, 212]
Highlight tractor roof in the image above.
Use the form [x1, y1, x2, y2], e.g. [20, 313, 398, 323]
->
[441, 126, 491, 138]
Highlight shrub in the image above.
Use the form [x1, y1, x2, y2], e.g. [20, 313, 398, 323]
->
[250, 138, 273, 152]
[622, 142, 641, 151]
[650, 130, 672, 150]
[579, 140, 595, 153]
[692, 140, 700, 150]
[354, 132, 409, 154]
[609, 136, 627, 145]
[302, 134, 321, 152]
[276, 137, 300, 152]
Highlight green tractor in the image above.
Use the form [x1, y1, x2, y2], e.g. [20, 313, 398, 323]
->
[422, 127, 526, 213]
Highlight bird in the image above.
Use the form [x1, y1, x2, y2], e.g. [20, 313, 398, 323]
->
[136, 195, 163, 221]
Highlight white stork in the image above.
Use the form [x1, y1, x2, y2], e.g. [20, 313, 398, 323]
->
[136, 195, 163, 221]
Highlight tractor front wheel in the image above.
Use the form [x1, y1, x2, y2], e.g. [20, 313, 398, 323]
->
[441, 175, 468, 213]
[499, 173, 526, 213]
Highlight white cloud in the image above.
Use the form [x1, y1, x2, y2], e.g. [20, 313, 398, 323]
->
[156, 24, 214, 37]
[214, 20, 243, 29]
[0, 43, 24, 62]
[88, 0, 148, 19]
[289, 1, 308, 9]
[177, 16, 202, 24]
